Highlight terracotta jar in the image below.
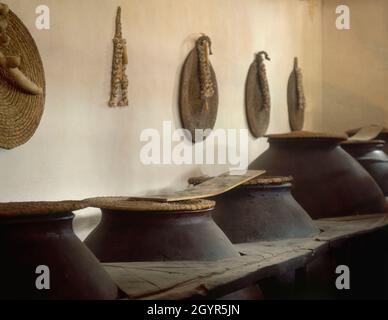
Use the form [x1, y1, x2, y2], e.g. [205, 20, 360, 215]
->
[189, 176, 319, 243]
[84, 198, 239, 262]
[84, 197, 263, 300]
[342, 140, 388, 197]
[249, 131, 387, 219]
[0, 201, 119, 300]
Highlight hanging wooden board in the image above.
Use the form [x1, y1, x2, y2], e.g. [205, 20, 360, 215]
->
[130, 170, 265, 202]
[245, 56, 270, 138]
[287, 58, 305, 131]
[179, 48, 218, 143]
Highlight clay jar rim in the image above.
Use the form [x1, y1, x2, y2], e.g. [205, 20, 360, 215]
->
[238, 182, 293, 192]
[267, 138, 344, 146]
[0, 211, 74, 225]
[341, 140, 385, 147]
[99, 207, 214, 217]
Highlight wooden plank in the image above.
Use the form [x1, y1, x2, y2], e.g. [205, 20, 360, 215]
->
[130, 170, 265, 202]
[347, 125, 383, 141]
[103, 213, 388, 300]
[105, 248, 312, 300]
[315, 213, 388, 242]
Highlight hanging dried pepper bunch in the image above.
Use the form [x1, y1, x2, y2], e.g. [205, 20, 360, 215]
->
[109, 6, 128, 107]
[196, 35, 214, 112]
[256, 51, 271, 112]
[294, 57, 306, 110]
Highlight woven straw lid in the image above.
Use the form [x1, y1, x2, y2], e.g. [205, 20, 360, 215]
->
[86, 197, 215, 212]
[189, 175, 293, 187]
[243, 175, 293, 186]
[266, 130, 347, 142]
[0, 201, 87, 218]
[0, 7, 45, 150]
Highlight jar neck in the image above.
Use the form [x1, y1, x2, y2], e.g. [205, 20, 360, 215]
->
[269, 139, 340, 149]
[342, 143, 384, 155]
[0, 212, 74, 235]
[240, 182, 293, 192]
[100, 208, 213, 225]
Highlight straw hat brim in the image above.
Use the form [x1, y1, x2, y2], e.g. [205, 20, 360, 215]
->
[266, 130, 347, 142]
[86, 197, 216, 212]
[0, 200, 87, 217]
[0, 10, 45, 150]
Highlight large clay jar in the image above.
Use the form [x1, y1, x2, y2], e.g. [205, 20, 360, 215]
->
[84, 198, 239, 262]
[342, 140, 388, 196]
[249, 131, 387, 219]
[377, 130, 388, 154]
[189, 176, 319, 243]
[347, 127, 388, 154]
[84, 197, 262, 300]
[0, 201, 119, 300]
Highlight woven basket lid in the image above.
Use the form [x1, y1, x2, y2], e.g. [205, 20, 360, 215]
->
[189, 175, 293, 187]
[86, 197, 216, 212]
[243, 175, 293, 186]
[0, 200, 87, 218]
[0, 6, 45, 150]
[266, 130, 347, 142]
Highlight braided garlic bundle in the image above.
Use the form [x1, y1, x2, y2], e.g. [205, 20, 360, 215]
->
[109, 7, 128, 107]
[196, 35, 214, 112]
[294, 57, 306, 110]
[256, 51, 271, 112]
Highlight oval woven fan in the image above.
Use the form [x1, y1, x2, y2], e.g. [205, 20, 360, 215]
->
[0, 8, 45, 150]
[246, 52, 271, 138]
[287, 57, 305, 131]
[179, 36, 218, 143]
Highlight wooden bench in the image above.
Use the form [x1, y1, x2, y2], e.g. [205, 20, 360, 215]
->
[103, 213, 388, 299]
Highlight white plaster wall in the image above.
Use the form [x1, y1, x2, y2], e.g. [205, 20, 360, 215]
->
[1, 0, 323, 239]
[322, 0, 388, 133]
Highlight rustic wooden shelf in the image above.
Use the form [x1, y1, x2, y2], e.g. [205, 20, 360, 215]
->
[103, 213, 388, 300]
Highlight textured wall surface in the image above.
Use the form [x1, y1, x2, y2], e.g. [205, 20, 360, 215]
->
[1, 0, 323, 239]
[322, 0, 388, 133]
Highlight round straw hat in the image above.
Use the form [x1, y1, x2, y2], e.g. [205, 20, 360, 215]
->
[265, 130, 347, 142]
[0, 200, 87, 218]
[0, 6, 45, 150]
[86, 197, 216, 212]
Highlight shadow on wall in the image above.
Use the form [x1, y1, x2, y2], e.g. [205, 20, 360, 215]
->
[322, 82, 386, 133]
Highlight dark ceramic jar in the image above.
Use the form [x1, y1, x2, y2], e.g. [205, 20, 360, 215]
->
[189, 176, 319, 243]
[342, 140, 388, 196]
[249, 131, 387, 219]
[0, 201, 119, 300]
[347, 127, 388, 154]
[84, 197, 263, 300]
[84, 198, 239, 262]
[378, 131, 388, 154]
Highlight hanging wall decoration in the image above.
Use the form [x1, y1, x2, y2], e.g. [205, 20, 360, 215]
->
[180, 34, 218, 143]
[287, 57, 306, 131]
[246, 51, 271, 138]
[108, 7, 128, 107]
[0, 3, 45, 150]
